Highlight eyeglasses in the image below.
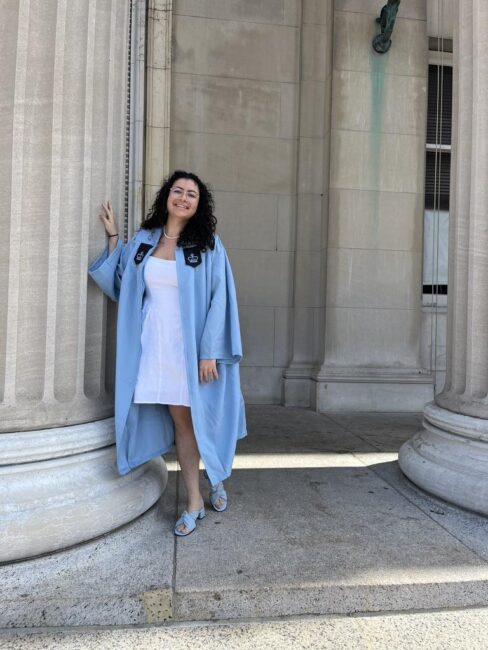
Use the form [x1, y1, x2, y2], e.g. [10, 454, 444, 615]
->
[169, 186, 199, 200]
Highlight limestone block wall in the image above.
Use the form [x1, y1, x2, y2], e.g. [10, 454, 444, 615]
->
[284, 0, 334, 406]
[325, 0, 427, 370]
[165, 0, 448, 408]
[169, 0, 301, 403]
[145, 0, 172, 220]
[313, 0, 433, 411]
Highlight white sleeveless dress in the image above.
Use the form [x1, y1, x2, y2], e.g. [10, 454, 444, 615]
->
[133, 256, 191, 406]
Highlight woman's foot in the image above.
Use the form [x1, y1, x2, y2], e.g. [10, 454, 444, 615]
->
[175, 499, 205, 536]
[209, 481, 227, 512]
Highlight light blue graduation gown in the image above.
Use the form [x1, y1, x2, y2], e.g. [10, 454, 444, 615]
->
[88, 228, 247, 486]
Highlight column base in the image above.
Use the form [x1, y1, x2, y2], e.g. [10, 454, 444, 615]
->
[314, 368, 434, 412]
[0, 420, 167, 563]
[283, 367, 314, 407]
[399, 402, 488, 515]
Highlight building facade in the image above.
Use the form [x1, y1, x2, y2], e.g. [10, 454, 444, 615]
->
[4, 0, 487, 562]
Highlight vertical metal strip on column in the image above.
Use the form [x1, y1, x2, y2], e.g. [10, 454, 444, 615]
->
[126, 0, 146, 239]
[123, 0, 132, 241]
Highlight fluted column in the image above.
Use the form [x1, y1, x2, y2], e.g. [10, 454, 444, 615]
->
[399, 1, 488, 514]
[0, 0, 166, 562]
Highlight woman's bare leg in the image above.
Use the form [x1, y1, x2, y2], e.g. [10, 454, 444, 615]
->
[169, 405, 204, 534]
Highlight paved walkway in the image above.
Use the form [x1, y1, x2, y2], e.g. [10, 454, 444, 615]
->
[3, 608, 488, 649]
[2, 406, 488, 647]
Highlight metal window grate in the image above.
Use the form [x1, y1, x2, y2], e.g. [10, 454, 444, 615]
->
[425, 64, 452, 212]
[427, 64, 452, 146]
[425, 150, 450, 210]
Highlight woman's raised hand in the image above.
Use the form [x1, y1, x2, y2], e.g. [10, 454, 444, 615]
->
[99, 200, 118, 237]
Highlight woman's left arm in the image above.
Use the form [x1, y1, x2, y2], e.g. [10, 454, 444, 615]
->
[199, 238, 242, 370]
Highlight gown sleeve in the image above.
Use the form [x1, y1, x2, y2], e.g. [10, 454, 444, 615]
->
[199, 237, 243, 364]
[88, 237, 136, 302]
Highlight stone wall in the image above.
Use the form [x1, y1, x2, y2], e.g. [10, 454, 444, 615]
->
[157, 0, 453, 408]
[313, 0, 433, 411]
[283, 1, 334, 406]
[169, 0, 301, 403]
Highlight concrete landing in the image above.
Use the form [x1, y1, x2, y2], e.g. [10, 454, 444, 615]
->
[2, 407, 488, 628]
[4, 608, 488, 649]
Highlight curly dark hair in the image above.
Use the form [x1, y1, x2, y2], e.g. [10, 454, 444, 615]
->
[140, 170, 217, 251]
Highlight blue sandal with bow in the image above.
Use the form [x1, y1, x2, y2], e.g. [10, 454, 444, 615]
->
[174, 507, 206, 537]
[209, 481, 227, 512]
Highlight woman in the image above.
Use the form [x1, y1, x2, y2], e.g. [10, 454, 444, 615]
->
[88, 170, 246, 536]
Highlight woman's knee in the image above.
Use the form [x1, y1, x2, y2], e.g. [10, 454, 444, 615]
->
[169, 406, 193, 433]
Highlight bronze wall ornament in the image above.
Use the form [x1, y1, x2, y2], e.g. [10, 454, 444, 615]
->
[372, 0, 401, 54]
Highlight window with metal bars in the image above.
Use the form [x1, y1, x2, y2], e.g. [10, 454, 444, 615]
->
[425, 64, 452, 210]
[423, 63, 452, 296]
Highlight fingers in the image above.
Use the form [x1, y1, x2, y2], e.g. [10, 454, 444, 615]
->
[98, 200, 118, 236]
[198, 360, 219, 383]
[105, 204, 114, 219]
[106, 200, 113, 219]
[99, 200, 114, 220]
[200, 365, 209, 383]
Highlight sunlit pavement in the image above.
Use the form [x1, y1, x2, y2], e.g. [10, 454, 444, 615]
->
[2, 406, 488, 648]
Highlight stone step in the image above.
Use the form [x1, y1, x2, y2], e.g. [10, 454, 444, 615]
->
[3, 607, 488, 649]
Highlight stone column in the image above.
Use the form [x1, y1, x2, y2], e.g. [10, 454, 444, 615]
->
[399, 1, 488, 514]
[0, 0, 166, 563]
[314, 1, 433, 411]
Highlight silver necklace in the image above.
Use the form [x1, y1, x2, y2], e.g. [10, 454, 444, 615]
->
[163, 227, 179, 240]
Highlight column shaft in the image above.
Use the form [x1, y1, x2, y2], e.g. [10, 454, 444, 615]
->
[0, 0, 128, 430]
[436, 0, 488, 417]
[0, 0, 167, 562]
[399, 0, 488, 514]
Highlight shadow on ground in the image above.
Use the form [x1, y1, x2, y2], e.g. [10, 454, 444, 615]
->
[2, 406, 488, 628]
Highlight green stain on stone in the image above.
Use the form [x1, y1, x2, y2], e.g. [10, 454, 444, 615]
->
[369, 52, 387, 238]
[370, 52, 386, 188]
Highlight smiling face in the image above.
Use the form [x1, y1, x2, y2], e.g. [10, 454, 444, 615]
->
[166, 178, 200, 222]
